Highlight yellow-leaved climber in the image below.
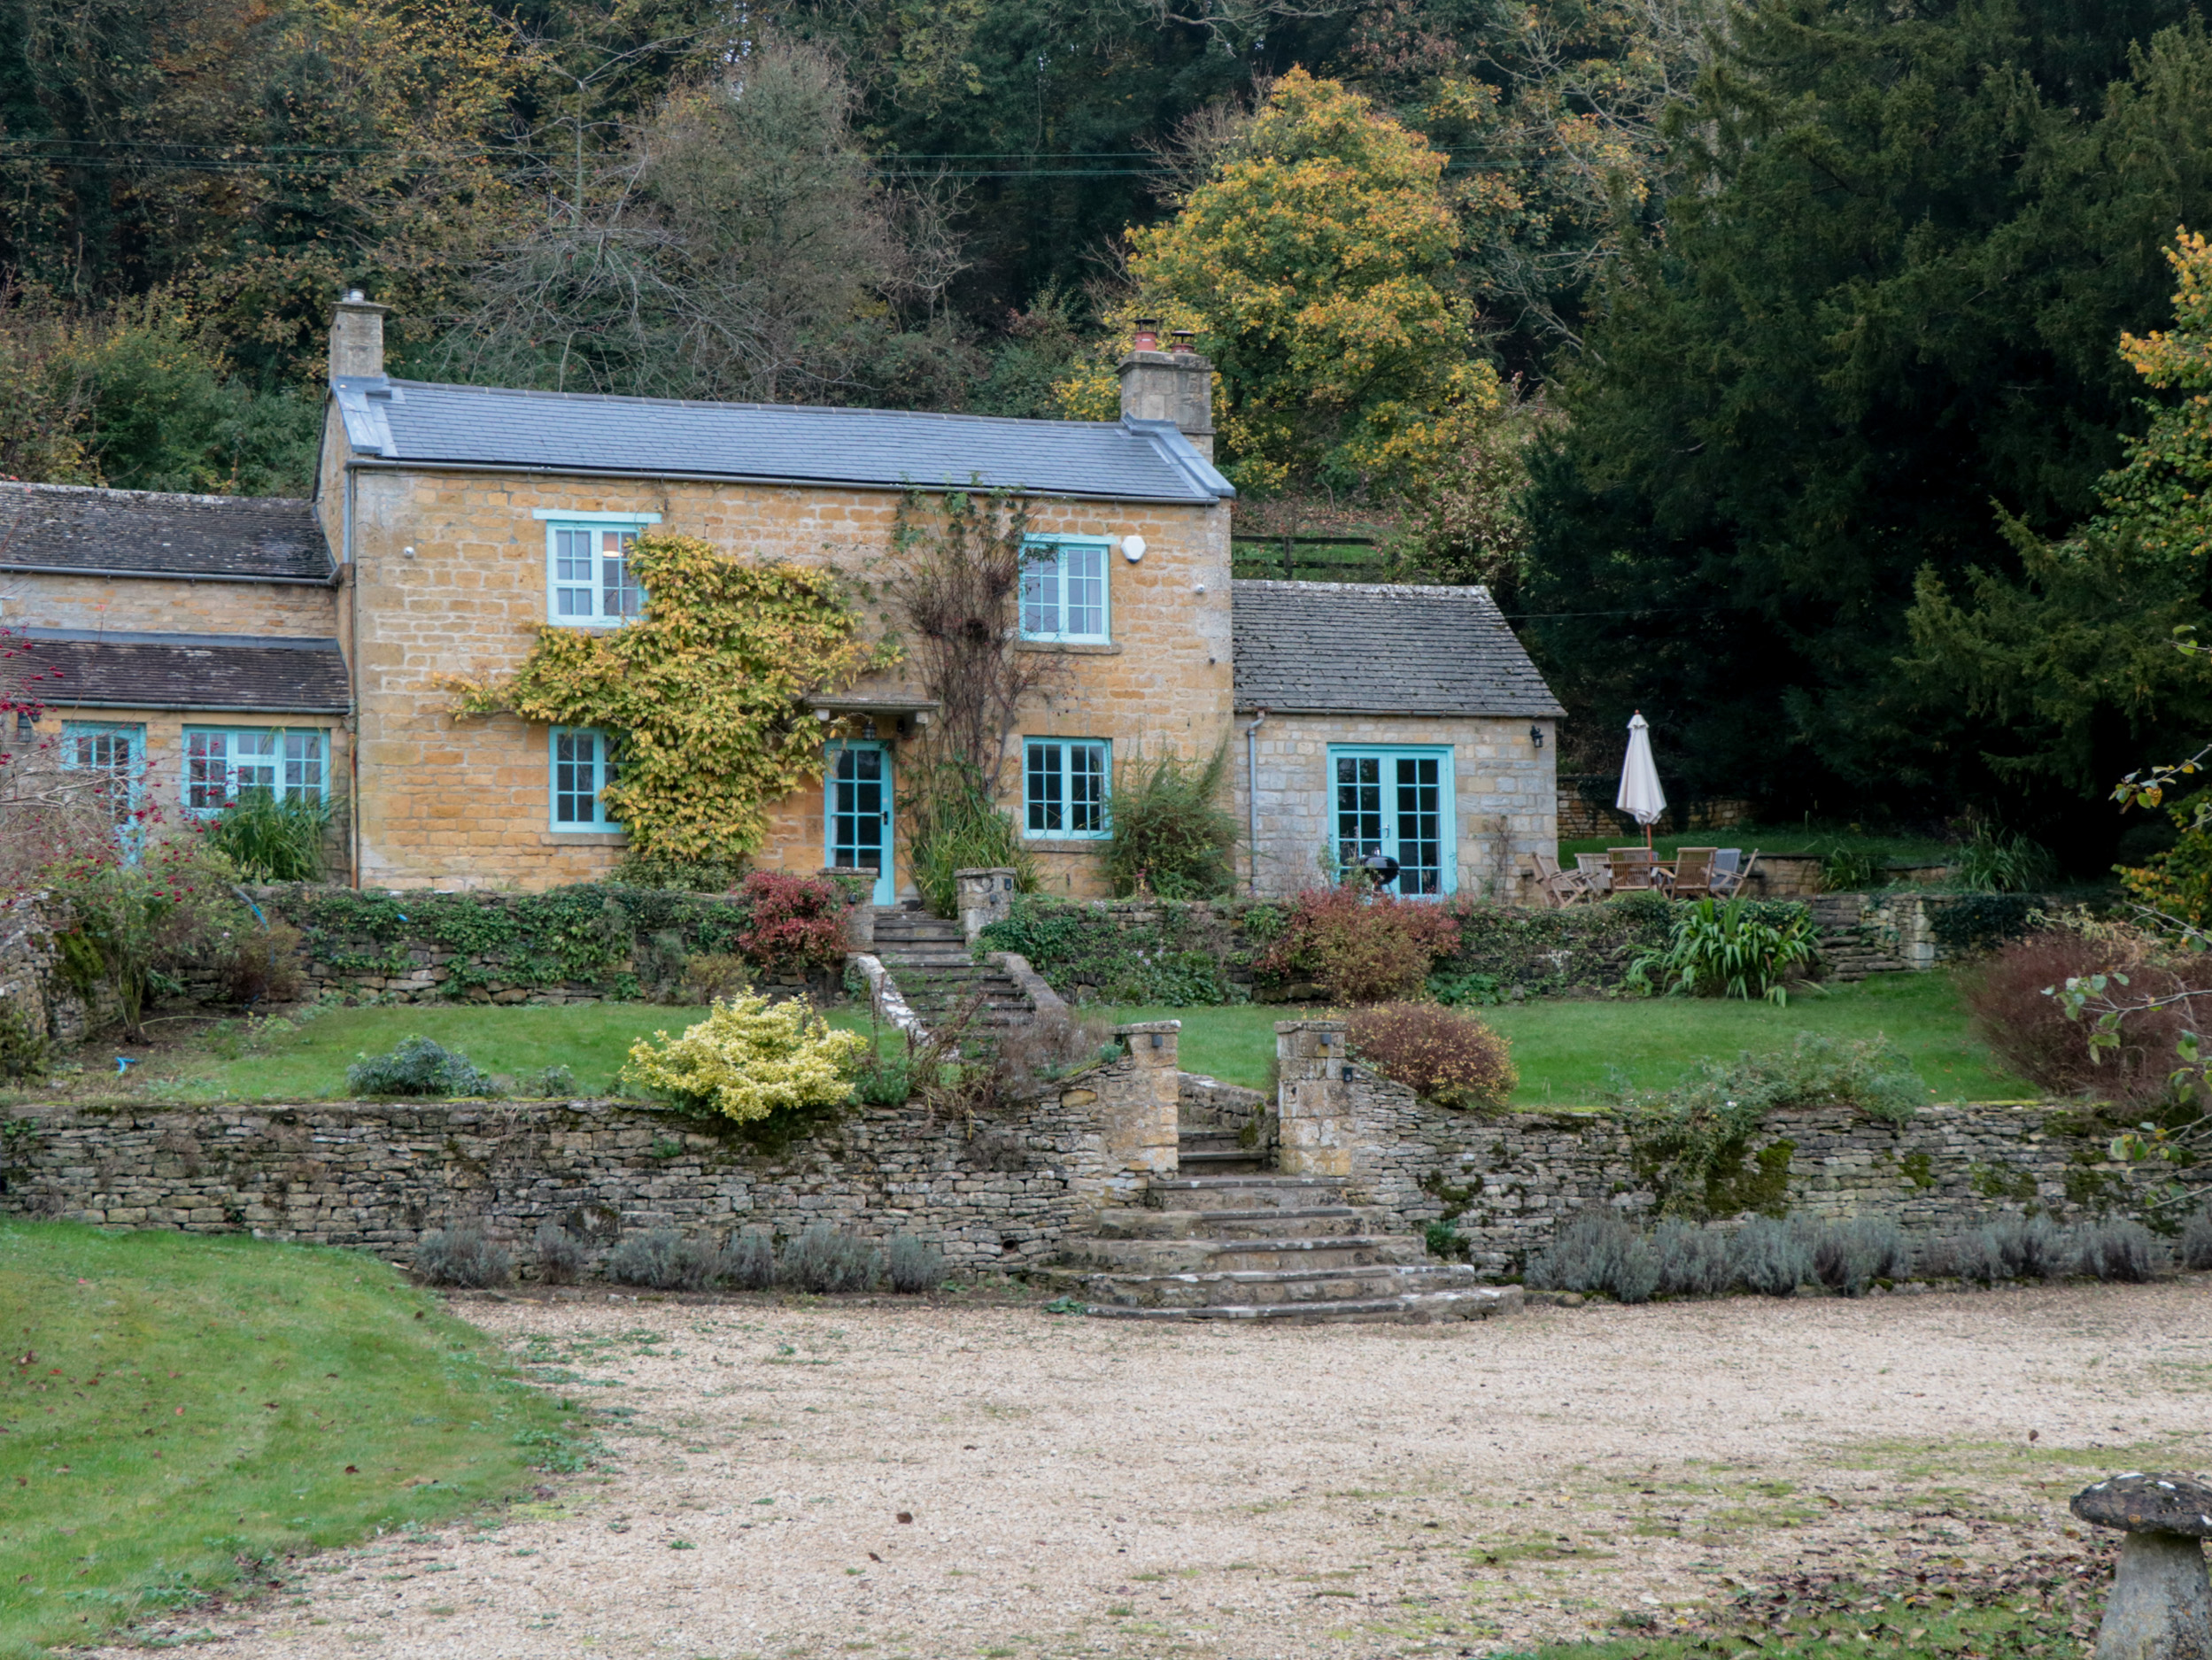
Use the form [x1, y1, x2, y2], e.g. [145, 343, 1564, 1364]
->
[621, 993, 870, 1123]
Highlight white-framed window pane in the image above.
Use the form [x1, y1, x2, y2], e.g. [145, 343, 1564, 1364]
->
[1026, 741, 1063, 833]
[1064, 545, 1104, 637]
[1068, 740, 1107, 833]
[1020, 552, 1058, 637]
[186, 731, 229, 811]
[554, 730, 598, 825]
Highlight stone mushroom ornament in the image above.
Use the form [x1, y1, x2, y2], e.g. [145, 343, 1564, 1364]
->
[2070, 1472, 2212, 1660]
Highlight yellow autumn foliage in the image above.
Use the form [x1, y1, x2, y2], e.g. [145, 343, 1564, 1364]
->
[446, 531, 891, 865]
[1065, 69, 1502, 495]
[620, 992, 870, 1123]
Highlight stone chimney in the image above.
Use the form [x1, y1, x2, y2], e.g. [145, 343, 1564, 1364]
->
[1118, 321, 1215, 460]
[328, 290, 389, 381]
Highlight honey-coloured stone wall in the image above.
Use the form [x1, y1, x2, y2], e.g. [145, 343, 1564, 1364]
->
[10, 570, 340, 638]
[322, 421, 1233, 893]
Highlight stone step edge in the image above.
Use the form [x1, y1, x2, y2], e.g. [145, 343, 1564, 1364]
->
[1074, 1234, 1418, 1255]
[1147, 1176, 1345, 1189]
[1060, 1262, 1486, 1291]
[1082, 1287, 1525, 1323]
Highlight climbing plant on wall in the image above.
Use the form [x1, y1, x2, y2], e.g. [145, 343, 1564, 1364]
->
[448, 533, 890, 864]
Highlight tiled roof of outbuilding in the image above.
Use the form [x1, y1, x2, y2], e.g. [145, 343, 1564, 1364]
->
[329, 376, 1235, 502]
[1231, 580, 1566, 718]
[0, 483, 333, 582]
[14, 629, 350, 714]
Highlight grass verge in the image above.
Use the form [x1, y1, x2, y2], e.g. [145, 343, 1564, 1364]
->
[1109, 969, 2033, 1103]
[0, 1223, 592, 1657]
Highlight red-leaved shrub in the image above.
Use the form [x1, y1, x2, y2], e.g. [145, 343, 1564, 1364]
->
[735, 871, 848, 981]
[1960, 928, 2212, 1104]
[1347, 1001, 1517, 1109]
[1256, 887, 1461, 1004]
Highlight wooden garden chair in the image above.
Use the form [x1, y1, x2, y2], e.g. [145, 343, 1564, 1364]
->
[1575, 853, 1613, 894]
[1667, 846, 1719, 899]
[1607, 846, 1661, 892]
[1531, 852, 1592, 908]
[1708, 848, 1760, 899]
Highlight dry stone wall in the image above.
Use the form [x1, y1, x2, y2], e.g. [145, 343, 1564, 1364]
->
[0, 1044, 1192, 1274]
[1337, 1070, 2164, 1275]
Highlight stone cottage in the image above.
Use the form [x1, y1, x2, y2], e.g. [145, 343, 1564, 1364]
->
[2, 295, 1562, 901]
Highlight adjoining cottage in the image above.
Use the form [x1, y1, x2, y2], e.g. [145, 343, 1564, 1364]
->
[1232, 581, 1564, 901]
[3, 292, 1564, 903]
[0, 486, 350, 838]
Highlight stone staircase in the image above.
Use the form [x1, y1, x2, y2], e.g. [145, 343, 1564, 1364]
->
[1051, 1123, 1522, 1326]
[869, 907, 1033, 1031]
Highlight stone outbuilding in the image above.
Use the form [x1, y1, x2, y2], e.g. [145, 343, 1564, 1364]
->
[1231, 580, 1563, 901]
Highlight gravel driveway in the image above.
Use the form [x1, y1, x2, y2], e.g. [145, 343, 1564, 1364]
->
[106, 1279, 2212, 1659]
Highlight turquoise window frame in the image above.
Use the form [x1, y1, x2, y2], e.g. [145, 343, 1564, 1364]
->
[549, 726, 622, 832]
[1327, 744, 1457, 897]
[536, 509, 660, 628]
[1023, 737, 1111, 839]
[1017, 536, 1112, 644]
[182, 726, 328, 818]
[62, 720, 146, 845]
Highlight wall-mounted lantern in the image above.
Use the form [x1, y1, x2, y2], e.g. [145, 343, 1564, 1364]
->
[1529, 724, 1545, 751]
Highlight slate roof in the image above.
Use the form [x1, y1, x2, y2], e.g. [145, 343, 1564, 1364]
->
[329, 376, 1235, 503]
[13, 629, 350, 714]
[1232, 580, 1566, 718]
[0, 483, 334, 582]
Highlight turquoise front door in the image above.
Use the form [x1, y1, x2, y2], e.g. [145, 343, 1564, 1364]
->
[826, 742, 894, 904]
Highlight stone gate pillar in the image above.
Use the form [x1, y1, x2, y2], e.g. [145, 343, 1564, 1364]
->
[955, 868, 1017, 945]
[1276, 1018, 1355, 1177]
[1102, 1021, 1181, 1191]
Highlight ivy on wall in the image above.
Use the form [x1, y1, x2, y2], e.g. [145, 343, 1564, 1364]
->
[446, 532, 893, 864]
[272, 884, 764, 997]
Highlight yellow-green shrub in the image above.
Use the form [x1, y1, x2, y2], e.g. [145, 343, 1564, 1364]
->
[620, 992, 869, 1123]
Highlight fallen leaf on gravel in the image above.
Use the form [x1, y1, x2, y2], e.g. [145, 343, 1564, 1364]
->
[895, 1512, 912, 1524]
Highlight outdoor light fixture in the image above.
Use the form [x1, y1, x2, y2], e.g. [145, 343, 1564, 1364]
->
[1121, 535, 1147, 562]
[1529, 724, 1544, 750]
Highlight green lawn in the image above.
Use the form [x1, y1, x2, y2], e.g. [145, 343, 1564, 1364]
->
[81, 972, 2026, 1108]
[108, 1002, 893, 1104]
[1110, 969, 2033, 1104]
[0, 1223, 586, 1658]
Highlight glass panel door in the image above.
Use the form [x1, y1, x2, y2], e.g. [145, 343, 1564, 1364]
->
[1332, 748, 1452, 895]
[827, 743, 893, 905]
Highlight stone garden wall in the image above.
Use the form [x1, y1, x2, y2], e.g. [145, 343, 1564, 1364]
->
[1315, 1069, 2163, 1276]
[0, 1030, 1191, 1275]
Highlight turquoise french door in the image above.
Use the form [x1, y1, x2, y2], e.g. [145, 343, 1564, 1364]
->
[1330, 745, 1455, 896]
[826, 742, 894, 904]
[62, 722, 146, 853]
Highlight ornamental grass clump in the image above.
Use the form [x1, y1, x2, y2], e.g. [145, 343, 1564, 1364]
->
[1629, 896, 1818, 1004]
[621, 992, 869, 1123]
[1104, 742, 1239, 899]
[1346, 1001, 1516, 1108]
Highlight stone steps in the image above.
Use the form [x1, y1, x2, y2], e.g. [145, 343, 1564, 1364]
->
[869, 909, 1036, 1032]
[1048, 1259, 1495, 1309]
[1082, 1286, 1523, 1324]
[1096, 1205, 1378, 1240]
[1061, 1231, 1428, 1275]
[1144, 1174, 1346, 1212]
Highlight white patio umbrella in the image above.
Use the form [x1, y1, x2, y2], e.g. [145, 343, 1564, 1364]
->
[1615, 711, 1667, 850]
